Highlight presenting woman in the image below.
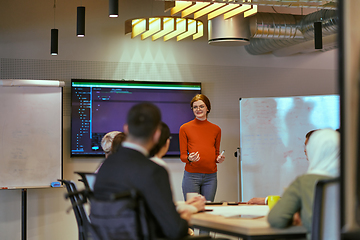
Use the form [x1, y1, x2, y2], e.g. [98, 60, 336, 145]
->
[179, 94, 225, 202]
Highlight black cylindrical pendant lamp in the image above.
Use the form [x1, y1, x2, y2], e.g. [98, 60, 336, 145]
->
[77, 6, 85, 37]
[314, 21, 322, 49]
[109, 0, 118, 17]
[51, 29, 58, 55]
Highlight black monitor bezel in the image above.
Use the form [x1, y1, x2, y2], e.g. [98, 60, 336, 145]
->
[70, 79, 201, 158]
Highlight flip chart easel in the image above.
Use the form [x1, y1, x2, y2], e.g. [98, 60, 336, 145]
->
[0, 79, 64, 240]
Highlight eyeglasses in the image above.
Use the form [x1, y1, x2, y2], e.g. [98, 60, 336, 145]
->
[192, 105, 206, 110]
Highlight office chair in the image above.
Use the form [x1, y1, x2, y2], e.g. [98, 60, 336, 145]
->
[89, 190, 220, 240]
[75, 172, 97, 192]
[59, 179, 100, 240]
[62, 180, 165, 240]
[61, 179, 225, 240]
[89, 189, 157, 240]
[311, 178, 340, 240]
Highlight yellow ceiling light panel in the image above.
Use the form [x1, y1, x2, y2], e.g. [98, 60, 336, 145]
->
[171, 1, 194, 15]
[244, 4, 257, 18]
[193, 21, 203, 40]
[126, 16, 203, 42]
[223, 4, 251, 19]
[177, 19, 197, 41]
[181, 2, 211, 18]
[141, 18, 162, 40]
[131, 19, 147, 38]
[152, 17, 176, 41]
[164, 18, 187, 41]
[208, 4, 240, 20]
[193, 3, 226, 19]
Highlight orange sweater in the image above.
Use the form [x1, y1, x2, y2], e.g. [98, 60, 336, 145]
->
[179, 118, 221, 174]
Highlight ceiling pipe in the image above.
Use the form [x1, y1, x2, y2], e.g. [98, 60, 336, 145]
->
[244, 9, 338, 55]
[272, 34, 337, 57]
[249, 13, 304, 39]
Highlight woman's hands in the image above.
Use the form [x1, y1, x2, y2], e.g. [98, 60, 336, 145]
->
[188, 152, 200, 162]
[186, 195, 206, 212]
[292, 212, 302, 226]
[247, 197, 266, 205]
[216, 154, 225, 163]
[188, 151, 225, 163]
[178, 195, 206, 222]
[179, 209, 192, 222]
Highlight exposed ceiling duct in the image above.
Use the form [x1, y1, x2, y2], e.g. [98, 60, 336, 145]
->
[244, 9, 338, 56]
[164, 1, 338, 56]
[207, 9, 338, 56]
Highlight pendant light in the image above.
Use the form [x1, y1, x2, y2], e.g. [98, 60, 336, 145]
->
[109, 0, 118, 18]
[314, 22, 323, 49]
[77, 6, 85, 37]
[51, 29, 58, 55]
[51, 0, 58, 55]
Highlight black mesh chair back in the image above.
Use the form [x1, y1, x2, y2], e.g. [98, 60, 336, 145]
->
[59, 179, 100, 240]
[59, 179, 87, 240]
[89, 189, 155, 240]
[89, 191, 218, 240]
[75, 172, 97, 192]
[61, 179, 221, 240]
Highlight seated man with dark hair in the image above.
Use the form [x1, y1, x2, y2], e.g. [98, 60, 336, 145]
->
[91, 102, 190, 240]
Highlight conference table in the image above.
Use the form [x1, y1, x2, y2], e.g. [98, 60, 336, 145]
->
[190, 204, 307, 240]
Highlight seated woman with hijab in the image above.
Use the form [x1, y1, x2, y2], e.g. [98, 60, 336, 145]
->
[267, 128, 340, 239]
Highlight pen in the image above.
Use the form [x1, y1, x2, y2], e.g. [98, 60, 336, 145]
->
[227, 202, 247, 205]
[1, 187, 16, 189]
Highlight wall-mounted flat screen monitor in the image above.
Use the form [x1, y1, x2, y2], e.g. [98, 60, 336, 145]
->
[71, 79, 201, 157]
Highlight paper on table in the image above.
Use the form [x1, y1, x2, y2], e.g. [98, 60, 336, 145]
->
[205, 205, 269, 218]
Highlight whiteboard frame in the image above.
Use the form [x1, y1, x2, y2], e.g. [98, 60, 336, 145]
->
[0, 80, 64, 189]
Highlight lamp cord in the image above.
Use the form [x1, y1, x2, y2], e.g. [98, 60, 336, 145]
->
[53, 0, 56, 29]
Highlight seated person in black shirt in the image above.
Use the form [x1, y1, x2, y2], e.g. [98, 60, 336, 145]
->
[92, 102, 190, 240]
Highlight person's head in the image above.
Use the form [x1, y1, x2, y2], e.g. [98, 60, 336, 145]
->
[149, 122, 171, 158]
[305, 128, 340, 177]
[111, 132, 127, 154]
[304, 129, 317, 159]
[101, 131, 121, 158]
[190, 94, 211, 120]
[124, 102, 162, 148]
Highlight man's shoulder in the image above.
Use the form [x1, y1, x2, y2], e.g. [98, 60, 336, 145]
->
[101, 148, 149, 172]
[96, 148, 165, 183]
[113, 146, 145, 159]
[114, 148, 165, 171]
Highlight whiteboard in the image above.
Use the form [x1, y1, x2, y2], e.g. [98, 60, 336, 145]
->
[240, 95, 339, 201]
[0, 82, 63, 188]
